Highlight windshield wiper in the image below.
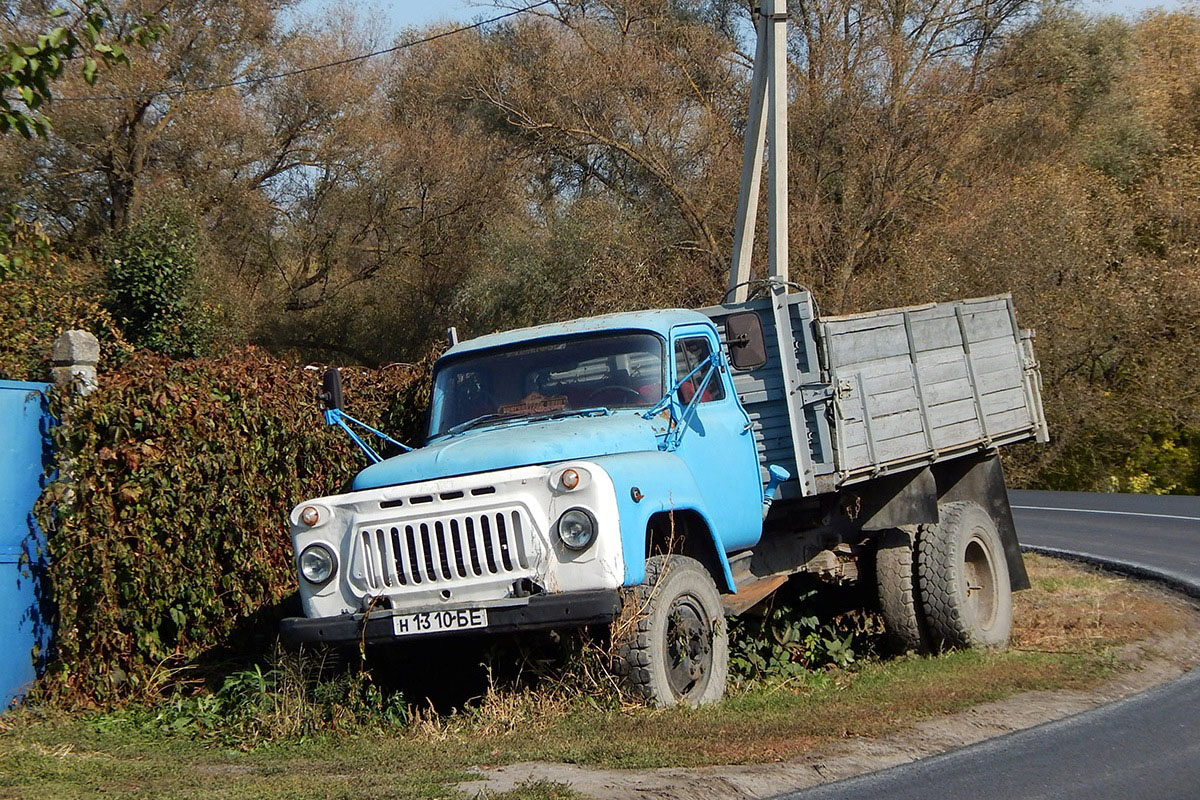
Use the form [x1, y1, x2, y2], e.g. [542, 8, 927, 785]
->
[444, 412, 521, 436]
[528, 407, 611, 422]
[443, 407, 611, 437]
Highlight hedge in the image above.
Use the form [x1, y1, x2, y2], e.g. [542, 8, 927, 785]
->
[35, 349, 430, 706]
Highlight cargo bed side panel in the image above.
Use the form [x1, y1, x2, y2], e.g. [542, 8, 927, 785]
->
[820, 295, 1042, 482]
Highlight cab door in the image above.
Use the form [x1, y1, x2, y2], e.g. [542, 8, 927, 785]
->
[669, 324, 763, 551]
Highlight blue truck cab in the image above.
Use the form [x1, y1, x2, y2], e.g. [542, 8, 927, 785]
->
[358, 309, 765, 585]
[283, 292, 1047, 706]
[282, 311, 770, 682]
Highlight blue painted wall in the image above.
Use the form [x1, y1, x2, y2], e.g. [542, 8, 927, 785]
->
[0, 380, 52, 709]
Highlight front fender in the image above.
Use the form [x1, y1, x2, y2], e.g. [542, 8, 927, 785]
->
[589, 451, 736, 592]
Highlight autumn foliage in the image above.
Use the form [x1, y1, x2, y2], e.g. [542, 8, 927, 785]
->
[34, 350, 429, 704]
[3, 0, 1200, 703]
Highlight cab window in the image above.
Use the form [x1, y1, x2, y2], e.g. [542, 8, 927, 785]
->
[428, 332, 665, 438]
[674, 337, 725, 404]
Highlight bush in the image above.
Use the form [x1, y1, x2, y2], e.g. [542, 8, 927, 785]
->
[35, 348, 430, 706]
[103, 201, 213, 358]
[0, 211, 128, 381]
[1106, 426, 1199, 495]
[728, 582, 885, 682]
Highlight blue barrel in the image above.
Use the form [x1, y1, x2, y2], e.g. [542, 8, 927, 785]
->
[0, 380, 52, 709]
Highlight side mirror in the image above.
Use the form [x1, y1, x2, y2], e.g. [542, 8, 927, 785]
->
[318, 367, 344, 411]
[725, 311, 767, 371]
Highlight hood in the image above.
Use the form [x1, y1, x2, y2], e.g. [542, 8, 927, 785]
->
[351, 412, 665, 490]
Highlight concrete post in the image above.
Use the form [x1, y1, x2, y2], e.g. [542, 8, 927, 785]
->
[51, 330, 99, 395]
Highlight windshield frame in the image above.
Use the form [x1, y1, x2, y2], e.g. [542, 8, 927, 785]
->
[427, 329, 668, 442]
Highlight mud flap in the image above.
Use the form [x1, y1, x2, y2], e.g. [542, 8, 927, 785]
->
[933, 452, 1031, 592]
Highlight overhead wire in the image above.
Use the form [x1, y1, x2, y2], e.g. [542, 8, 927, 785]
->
[52, 0, 554, 103]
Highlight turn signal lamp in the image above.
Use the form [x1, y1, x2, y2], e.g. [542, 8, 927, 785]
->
[560, 468, 580, 491]
[300, 506, 320, 526]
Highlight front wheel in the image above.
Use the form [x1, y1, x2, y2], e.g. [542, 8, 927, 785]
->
[612, 555, 729, 707]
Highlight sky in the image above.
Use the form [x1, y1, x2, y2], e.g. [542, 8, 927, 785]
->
[387, 3, 495, 29]
[293, 0, 1193, 48]
[371, 0, 1188, 32]
[292, 2, 496, 33]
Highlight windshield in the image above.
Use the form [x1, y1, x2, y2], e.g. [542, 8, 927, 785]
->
[429, 332, 665, 439]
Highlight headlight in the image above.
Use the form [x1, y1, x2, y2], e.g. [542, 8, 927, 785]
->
[299, 544, 337, 585]
[557, 508, 597, 551]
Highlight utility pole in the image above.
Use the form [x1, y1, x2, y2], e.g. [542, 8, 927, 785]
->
[728, 0, 790, 303]
[726, 3, 817, 495]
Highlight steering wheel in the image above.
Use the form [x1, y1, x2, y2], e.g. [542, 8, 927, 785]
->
[584, 385, 645, 405]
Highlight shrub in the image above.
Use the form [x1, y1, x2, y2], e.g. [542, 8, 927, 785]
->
[103, 201, 213, 358]
[35, 348, 430, 706]
[728, 584, 885, 682]
[1106, 426, 1199, 495]
[0, 210, 127, 381]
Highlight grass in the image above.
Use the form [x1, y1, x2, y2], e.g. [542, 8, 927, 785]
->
[0, 555, 1191, 800]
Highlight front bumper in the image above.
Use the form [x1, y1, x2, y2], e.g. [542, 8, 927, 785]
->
[280, 589, 622, 646]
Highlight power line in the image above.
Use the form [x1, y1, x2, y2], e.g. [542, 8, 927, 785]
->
[53, 1, 554, 103]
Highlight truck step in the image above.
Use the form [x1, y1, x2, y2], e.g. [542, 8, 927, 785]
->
[723, 574, 789, 616]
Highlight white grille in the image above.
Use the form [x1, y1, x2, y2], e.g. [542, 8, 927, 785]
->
[358, 508, 533, 590]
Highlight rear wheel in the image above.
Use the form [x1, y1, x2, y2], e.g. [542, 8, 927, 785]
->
[875, 527, 931, 653]
[612, 555, 729, 707]
[918, 501, 1013, 650]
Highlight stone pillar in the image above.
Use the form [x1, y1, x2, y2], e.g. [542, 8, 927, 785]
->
[51, 330, 99, 395]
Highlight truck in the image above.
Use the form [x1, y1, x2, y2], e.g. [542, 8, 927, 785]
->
[279, 1, 1049, 707]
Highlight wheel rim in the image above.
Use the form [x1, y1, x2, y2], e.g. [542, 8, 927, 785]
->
[663, 593, 713, 701]
[963, 533, 998, 630]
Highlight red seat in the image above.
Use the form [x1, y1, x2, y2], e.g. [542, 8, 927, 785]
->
[677, 381, 715, 404]
[635, 382, 659, 402]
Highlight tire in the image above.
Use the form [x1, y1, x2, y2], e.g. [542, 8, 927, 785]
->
[612, 555, 729, 707]
[875, 527, 931, 654]
[917, 500, 1013, 650]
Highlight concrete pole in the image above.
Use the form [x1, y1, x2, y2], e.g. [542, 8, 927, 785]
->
[764, 0, 789, 284]
[728, 12, 770, 304]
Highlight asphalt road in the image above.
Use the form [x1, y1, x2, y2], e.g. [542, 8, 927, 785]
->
[784, 489, 1200, 800]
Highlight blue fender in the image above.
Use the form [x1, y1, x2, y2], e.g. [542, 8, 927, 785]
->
[589, 451, 738, 592]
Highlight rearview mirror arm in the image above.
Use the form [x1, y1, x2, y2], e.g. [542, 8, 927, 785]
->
[641, 353, 718, 451]
[324, 408, 412, 464]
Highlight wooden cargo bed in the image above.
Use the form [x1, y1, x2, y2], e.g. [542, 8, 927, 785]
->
[703, 292, 1048, 498]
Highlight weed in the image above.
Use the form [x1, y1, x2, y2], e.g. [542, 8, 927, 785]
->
[729, 587, 885, 681]
[482, 780, 580, 800]
[91, 644, 408, 747]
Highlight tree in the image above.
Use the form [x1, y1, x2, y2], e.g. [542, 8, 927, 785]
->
[0, 0, 159, 137]
[464, 2, 744, 284]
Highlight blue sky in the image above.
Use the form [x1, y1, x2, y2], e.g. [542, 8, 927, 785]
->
[372, 0, 1186, 31]
[297, 0, 1190, 42]
[387, 3, 494, 29]
[293, 2, 494, 32]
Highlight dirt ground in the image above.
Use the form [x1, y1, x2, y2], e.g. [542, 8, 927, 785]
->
[463, 580, 1200, 800]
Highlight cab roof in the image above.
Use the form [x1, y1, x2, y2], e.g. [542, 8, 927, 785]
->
[442, 308, 713, 360]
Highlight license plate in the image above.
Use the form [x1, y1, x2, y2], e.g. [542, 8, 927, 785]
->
[392, 607, 488, 637]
